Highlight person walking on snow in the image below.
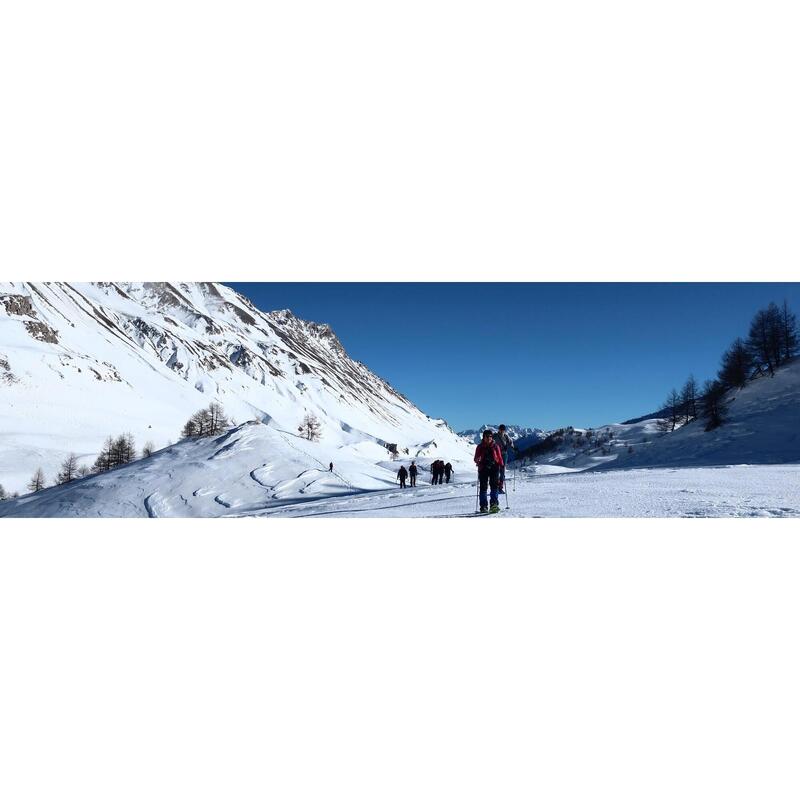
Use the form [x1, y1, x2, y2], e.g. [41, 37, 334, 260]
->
[475, 429, 503, 513]
[409, 461, 418, 487]
[444, 462, 453, 483]
[329, 462, 333, 472]
[493, 425, 516, 494]
[397, 465, 408, 488]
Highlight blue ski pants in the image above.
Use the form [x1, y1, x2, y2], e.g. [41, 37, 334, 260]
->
[478, 465, 500, 508]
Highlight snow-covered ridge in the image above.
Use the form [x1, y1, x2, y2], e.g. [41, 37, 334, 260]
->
[0, 282, 470, 493]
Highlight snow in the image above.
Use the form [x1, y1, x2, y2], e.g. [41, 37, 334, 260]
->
[0, 421, 475, 517]
[255, 464, 800, 519]
[2, 420, 797, 518]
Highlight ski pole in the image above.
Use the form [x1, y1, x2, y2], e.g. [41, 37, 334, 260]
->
[475, 480, 479, 514]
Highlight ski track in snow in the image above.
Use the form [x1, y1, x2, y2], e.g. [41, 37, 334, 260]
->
[238, 465, 800, 519]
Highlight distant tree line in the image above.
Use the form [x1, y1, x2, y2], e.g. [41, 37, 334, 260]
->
[19, 431, 150, 496]
[660, 300, 797, 432]
[12, 401, 236, 499]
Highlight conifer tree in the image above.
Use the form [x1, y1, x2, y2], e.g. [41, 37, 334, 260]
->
[93, 436, 115, 473]
[27, 467, 46, 493]
[298, 413, 322, 441]
[680, 375, 698, 423]
[780, 299, 798, 363]
[56, 453, 79, 484]
[700, 379, 727, 430]
[657, 388, 682, 432]
[747, 303, 782, 375]
[718, 337, 752, 389]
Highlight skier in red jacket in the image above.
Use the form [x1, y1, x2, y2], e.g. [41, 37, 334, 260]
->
[474, 429, 503, 513]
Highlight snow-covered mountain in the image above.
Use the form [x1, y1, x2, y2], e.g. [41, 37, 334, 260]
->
[458, 424, 546, 450]
[0, 282, 469, 494]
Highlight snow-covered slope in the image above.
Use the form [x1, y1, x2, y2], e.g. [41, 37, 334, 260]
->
[2, 423, 796, 518]
[0, 421, 476, 518]
[0, 282, 469, 493]
[518, 359, 800, 473]
[602, 358, 800, 470]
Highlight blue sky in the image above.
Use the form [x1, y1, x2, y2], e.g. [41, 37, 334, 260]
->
[226, 283, 800, 431]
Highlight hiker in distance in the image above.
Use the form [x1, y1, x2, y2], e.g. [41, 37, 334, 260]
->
[493, 424, 516, 494]
[444, 462, 453, 483]
[409, 461, 418, 487]
[397, 464, 408, 488]
[329, 462, 333, 472]
[475, 429, 504, 513]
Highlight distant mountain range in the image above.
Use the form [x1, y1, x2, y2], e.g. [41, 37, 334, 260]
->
[458, 424, 547, 450]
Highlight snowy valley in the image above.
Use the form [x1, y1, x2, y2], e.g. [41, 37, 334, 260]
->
[1, 282, 798, 518]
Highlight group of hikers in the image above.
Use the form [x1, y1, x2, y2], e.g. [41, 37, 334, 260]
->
[429, 460, 454, 484]
[393, 424, 516, 514]
[395, 459, 454, 489]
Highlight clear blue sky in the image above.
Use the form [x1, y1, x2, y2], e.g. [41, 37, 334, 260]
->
[226, 283, 800, 431]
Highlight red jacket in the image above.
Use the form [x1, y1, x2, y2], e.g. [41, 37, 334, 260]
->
[474, 441, 503, 468]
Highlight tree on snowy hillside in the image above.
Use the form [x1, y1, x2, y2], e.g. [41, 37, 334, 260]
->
[142, 441, 154, 458]
[747, 303, 784, 376]
[207, 402, 229, 435]
[780, 300, 798, 363]
[111, 433, 137, 466]
[700, 379, 727, 430]
[657, 388, 682, 432]
[299, 413, 322, 441]
[92, 433, 137, 472]
[27, 467, 46, 493]
[93, 436, 115, 473]
[0, 484, 6, 501]
[680, 375, 698, 423]
[718, 338, 752, 389]
[181, 403, 230, 439]
[56, 453, 79, 484]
